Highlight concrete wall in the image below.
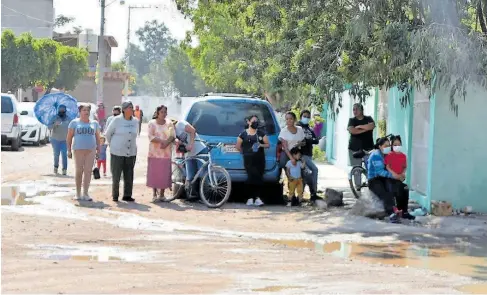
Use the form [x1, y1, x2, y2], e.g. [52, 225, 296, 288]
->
[1, 0, 54, 38]
[429, 84, 487, 212]
[326, 88, 377, 171]
[68, 79, 124, 117]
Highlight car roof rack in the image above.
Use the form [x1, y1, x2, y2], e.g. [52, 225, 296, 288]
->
[202, 93, 261, 99]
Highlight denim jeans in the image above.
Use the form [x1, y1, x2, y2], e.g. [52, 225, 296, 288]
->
[185, 148, 208, 181]
[51, 138, 68, 170]
[302, 155, 318, 195]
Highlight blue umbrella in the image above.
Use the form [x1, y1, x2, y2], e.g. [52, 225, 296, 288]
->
[34, 92, 79, 126]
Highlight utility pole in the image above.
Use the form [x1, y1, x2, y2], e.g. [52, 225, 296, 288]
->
[124, 4, 158, 101]
[96, 0, 106, 104]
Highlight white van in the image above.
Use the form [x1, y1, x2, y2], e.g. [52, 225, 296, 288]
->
[1, 93, 22, 151]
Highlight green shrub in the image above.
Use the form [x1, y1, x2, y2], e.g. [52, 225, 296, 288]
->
[313, 146, 326, 162]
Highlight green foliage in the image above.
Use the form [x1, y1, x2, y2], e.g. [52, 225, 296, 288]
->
[1, 30, 88, 93]
[33, 39, 60, 87]
[53, 46, 88, 91]
[164, 45, 209, 96]
[175, 0, 487, 114]
[312, 146, 326, 162]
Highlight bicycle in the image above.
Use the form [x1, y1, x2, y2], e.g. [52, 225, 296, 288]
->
[166, 140, 232, 208]
[348, 133, 394, 199]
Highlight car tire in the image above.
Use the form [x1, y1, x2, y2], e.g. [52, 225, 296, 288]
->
[11, 136, 20, 151]
[33, 130, 41, 146]
[262, 182, 286, 205]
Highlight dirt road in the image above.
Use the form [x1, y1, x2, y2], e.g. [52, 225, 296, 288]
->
[2, 129, 487, 294]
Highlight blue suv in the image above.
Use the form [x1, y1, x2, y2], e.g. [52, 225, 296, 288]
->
[183, 94, 284, 199]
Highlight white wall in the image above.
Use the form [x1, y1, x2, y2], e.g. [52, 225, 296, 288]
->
[1, 0, 54, 39]
[331, 88, 377, 172]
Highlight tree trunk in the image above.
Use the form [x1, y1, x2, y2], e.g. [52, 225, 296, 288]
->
[478, 0, 487, 34]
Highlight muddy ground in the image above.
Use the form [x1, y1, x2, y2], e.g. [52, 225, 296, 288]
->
[2, 127, 487, 294]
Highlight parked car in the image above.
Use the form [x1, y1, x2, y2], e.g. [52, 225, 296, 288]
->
[1, 93, 22, 151]
[18, 102, 49, 146]
[184, 94, 283, 199]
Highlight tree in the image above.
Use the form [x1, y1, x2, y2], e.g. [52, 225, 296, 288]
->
[54, 15, 75, 28]
[164, 45, 209, 96]
[142, 62, 176, 97]
[1, 31, 38, 92]
[52, 46, 88, 91]
[135, 20, 176, 64]
[32, 39, 60, 88]
[175, 0, 487, 114]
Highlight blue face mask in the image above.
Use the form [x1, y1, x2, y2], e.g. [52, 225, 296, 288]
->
[382, 147, 391, 154]
[301, 117, 310, 125]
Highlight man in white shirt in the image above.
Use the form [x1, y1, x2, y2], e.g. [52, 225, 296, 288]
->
[172, 119, 207, 199]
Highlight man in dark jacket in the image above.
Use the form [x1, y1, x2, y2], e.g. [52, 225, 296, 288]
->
[297, 109, 322, 202]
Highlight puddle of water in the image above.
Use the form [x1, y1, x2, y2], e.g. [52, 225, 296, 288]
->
[251, 286, 302, 292]
[456, 283, 487, 294]
[269, 240, 487, 282]
[1, 186, 35, 206]
[27, 244, 160, 263]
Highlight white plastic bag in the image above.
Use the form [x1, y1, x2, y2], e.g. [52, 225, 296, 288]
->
[318, 136, 326, 151]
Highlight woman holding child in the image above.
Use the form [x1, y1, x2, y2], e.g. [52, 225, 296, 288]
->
[236, 115, 270, 207]
[367, 136, 414, 223]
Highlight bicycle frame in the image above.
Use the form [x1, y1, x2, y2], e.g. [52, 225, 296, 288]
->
[176, 144, 221, 187]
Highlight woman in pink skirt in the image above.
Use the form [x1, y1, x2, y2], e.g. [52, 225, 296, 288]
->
[147, 105, 175, 202]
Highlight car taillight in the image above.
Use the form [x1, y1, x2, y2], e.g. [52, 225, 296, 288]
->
[276, 141, 282, 159]
[13, 114, 19, 126]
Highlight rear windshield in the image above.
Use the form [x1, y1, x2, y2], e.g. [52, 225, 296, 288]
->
[1, 96, 13, 113]
[187, 101, 277, 136]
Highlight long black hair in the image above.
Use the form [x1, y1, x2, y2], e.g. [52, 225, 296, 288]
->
[152, 105, 167, 119]
[244, 114, 259, 129]
[374, 136, 390, 150]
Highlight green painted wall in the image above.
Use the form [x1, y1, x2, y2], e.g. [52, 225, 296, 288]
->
[429, 84, 487, 212]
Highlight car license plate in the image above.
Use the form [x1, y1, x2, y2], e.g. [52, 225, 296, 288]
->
[223, 145, 239, 153]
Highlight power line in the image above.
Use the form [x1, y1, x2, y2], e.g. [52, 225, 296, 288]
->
[1, 4, 55, 25]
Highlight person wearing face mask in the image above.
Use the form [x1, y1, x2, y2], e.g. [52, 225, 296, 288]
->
[236, 115, 270, 206]
[106, 106, 121, 129]
[367, 137, 405, 223]
[48, 105, 72, 175]
[384, 135, 414, 220]
[296, 109, 322, 201]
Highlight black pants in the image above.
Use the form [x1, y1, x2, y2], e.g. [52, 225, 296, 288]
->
[388, 179, 409, 212]
[368, 177, 395, 215]
[111, 154, 137, 199]
[243, 151, 265, 199]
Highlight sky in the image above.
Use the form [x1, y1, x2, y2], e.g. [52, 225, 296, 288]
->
[53, 0, 193, 62]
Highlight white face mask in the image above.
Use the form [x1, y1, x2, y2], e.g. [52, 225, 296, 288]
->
[393, 145, 403, 153]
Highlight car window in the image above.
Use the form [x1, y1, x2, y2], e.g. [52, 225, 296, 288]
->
[1, 96, 14, 113]
[187, 101, 277, 136]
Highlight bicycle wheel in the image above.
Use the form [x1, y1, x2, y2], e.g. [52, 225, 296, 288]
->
[161, 162, 186, 202]
[349, 166, 368, 199]
[199, 165, 232, 208]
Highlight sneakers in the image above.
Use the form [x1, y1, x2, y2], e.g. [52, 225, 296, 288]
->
[291, 196, 300, 207]
[54, 167, 58, 175]
[82, 195, 92, 201]
[389, 213, 401, 223]
[122, 196, 135, 202]
[402, 212, 416, 220]
[246, 198, 264, 207]
[246, 198, 254, 206]
[62, 169, 67, 176]
[254, 198, 264, 207]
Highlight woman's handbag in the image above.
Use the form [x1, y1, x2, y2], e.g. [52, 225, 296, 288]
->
[92, 158, 100, 180]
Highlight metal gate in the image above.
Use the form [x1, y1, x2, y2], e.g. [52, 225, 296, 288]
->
[410, 90, 430, 195]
